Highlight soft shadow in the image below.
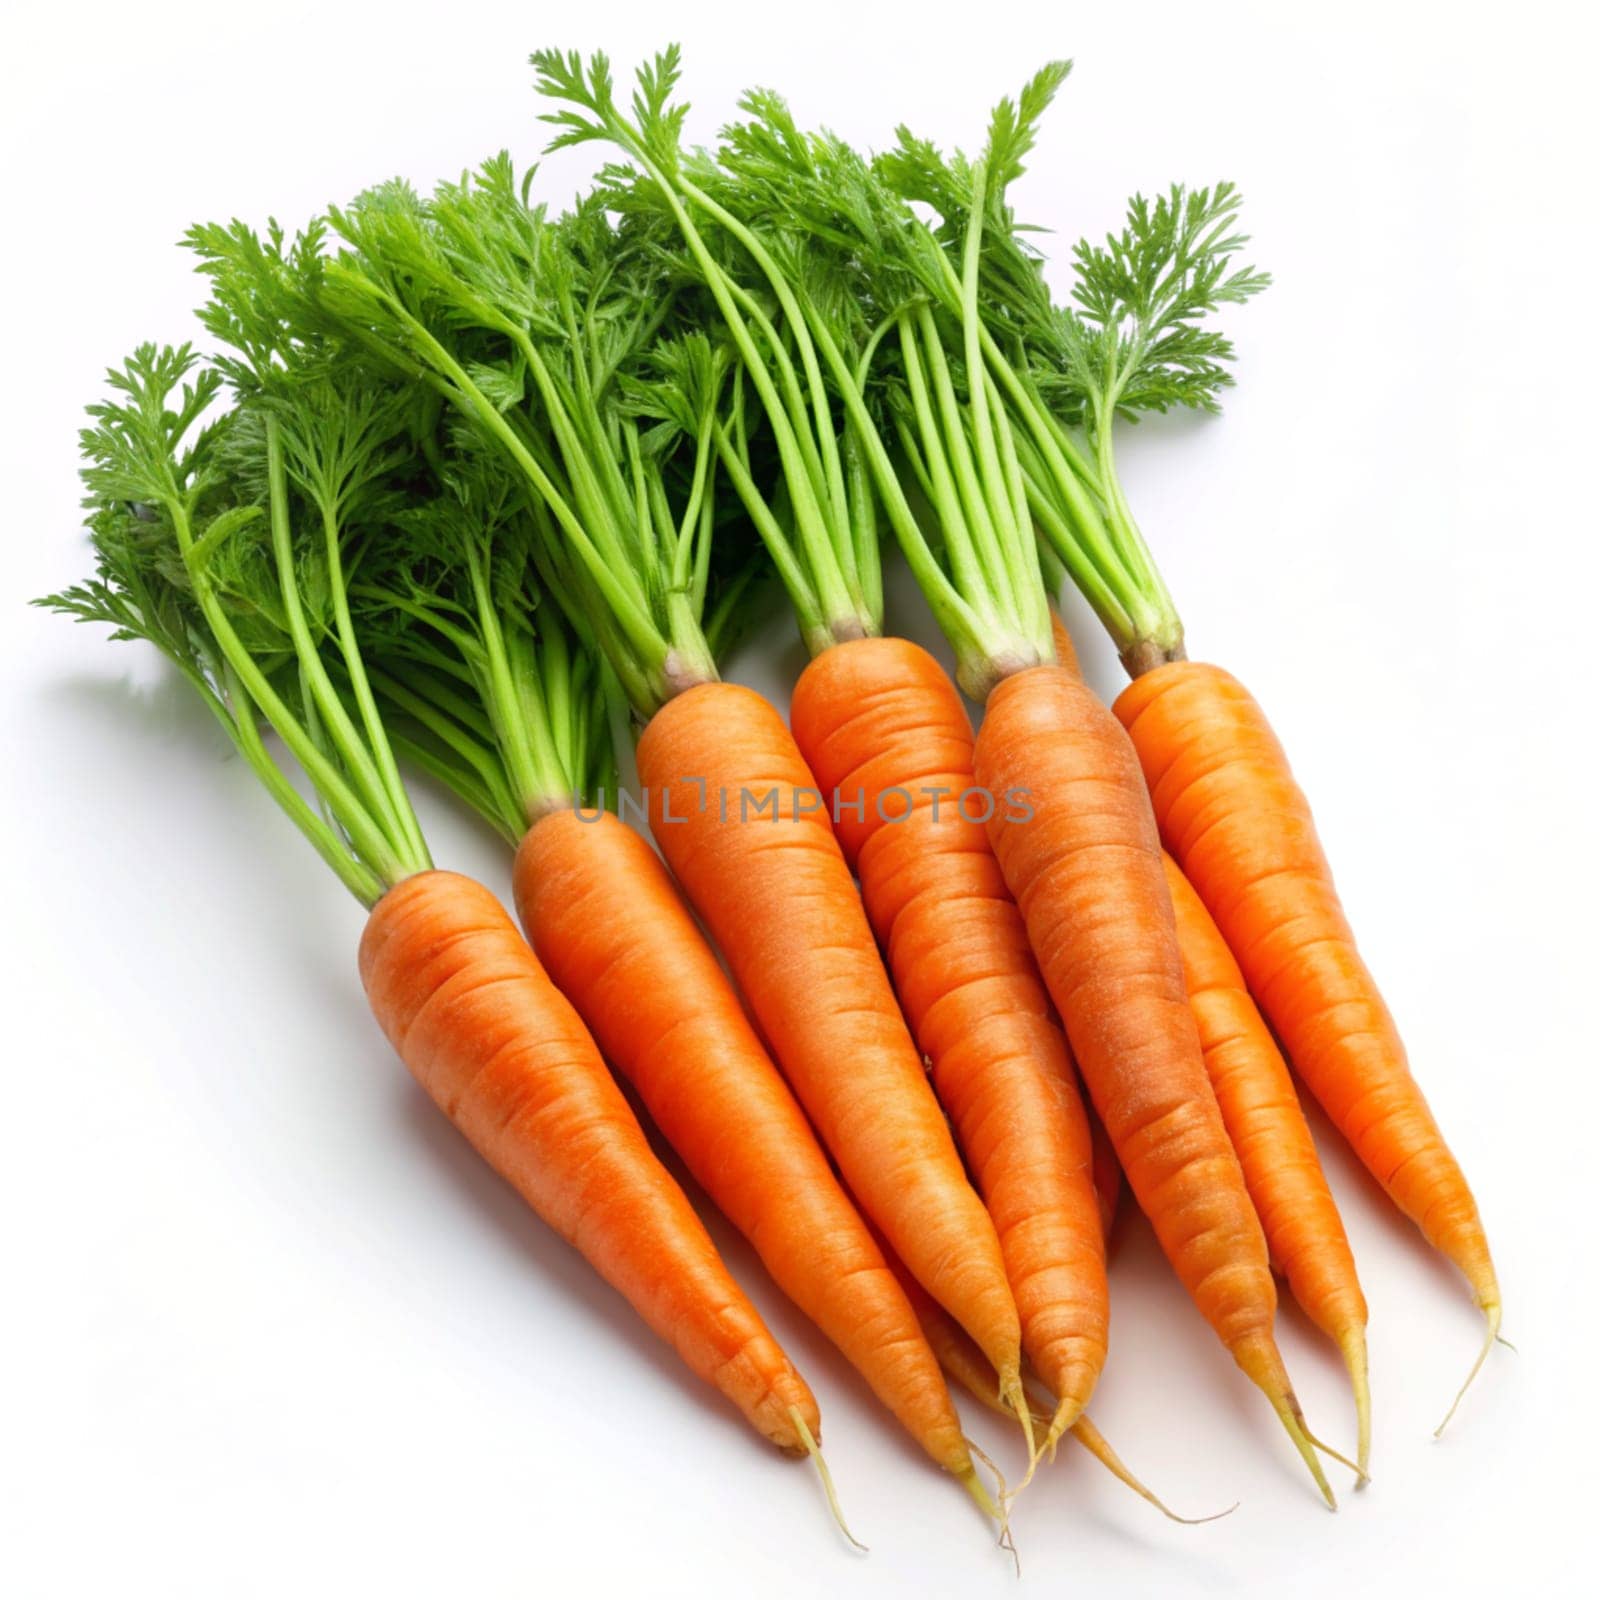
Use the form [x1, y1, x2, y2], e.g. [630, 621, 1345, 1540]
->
[393, 1078, 754, 1445]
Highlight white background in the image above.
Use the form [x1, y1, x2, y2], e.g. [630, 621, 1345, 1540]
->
[3, 2, 1596, 1594]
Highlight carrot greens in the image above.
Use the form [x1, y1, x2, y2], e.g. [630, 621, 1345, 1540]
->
[40, 346, 432, 906]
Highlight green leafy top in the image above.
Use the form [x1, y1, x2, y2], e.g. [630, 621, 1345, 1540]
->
[535, 49, 909, 659]
[257, 157, 723, 720]
[347, 447, 619, 843]
[618, 58, 1061, 694]
[878, 76, 1267, 672]
[39, 345, 433, 906]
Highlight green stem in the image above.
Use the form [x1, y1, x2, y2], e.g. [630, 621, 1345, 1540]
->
[223, 663, 387, 905]
[319, 500, 430, 871]
[176, 508, 414, 890]
[262, 422, 412, 854]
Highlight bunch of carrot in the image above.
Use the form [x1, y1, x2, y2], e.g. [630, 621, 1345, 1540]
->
[40, 44, 1499, 1554]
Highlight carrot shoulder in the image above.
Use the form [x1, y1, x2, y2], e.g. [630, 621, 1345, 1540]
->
[513, 807, 981, 1489]
[1117, 662, 1500, 1412]
[791, 636, 1108, 1444]
[359, 868, 817, 1453]
[634, 680, 1025, 1411]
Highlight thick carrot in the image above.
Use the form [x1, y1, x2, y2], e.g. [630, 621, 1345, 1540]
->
[1117, 663, 1501, 1423]
[1164, 852, 1373, 1474]
[358, 868, 817, 1453]
[634, 679, 1027, 1426]
[791, 636, 1108, 1448]
[513, 807, 991, 1503]
[974, 665, 1334, 1505]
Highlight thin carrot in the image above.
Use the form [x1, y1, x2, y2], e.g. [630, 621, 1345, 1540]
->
[1119, 665, 1501, 1423]
[635, 683, 1026, 1420]
[515, 806, 995, 1506]
[972, 669, 1330, 1505]
[792, 635, 1109, 1451]
[361, 869, 819, 1450]
[1163, 851, 1373, 1476]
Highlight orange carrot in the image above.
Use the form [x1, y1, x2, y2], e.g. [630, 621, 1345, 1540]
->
[1087, 1099, 1122, 1242]
[1164, 852, 1373, 1474]
[791, 636, 1108, 1449]
[1045, 619, 1123, 1246]
[513, 807, 995, 1507]
[1047, 612, 1367, 1459]
[634, 680, 1028, 1430]
[1117, 663, 1501, 1424]
[359, 868, 818, 1452]
[975, 665, 1335, 1505]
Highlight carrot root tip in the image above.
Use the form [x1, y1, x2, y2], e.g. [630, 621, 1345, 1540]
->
[1069, 1414, 1236, 1525]
[790, 1407, 866, 1552]
[1434, 1302, 1503, 1438]
[1271, 1392, 1338, 1510]
[1304, 1425, 1365, 1484]
[1001, 1370, 1038, 1466]
[1337, 1327, 1374, 1484]
[965, 1436, 1018, 1568]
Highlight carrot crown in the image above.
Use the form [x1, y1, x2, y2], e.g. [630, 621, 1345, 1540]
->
[40, 346, 433, 906]
[885, 120, 1269, 674]
[534, 48, 899, 662]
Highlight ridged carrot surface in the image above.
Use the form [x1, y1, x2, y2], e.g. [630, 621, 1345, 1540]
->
[974, 665, 1332, 1502]
[513, 808, 980, 1486]
[791, 636, 1107, 1441]
[1116, 663, 1499, 1370]
[1164, 851, 1372, 1472]
[358, 868, 817, 1452]
[634, 680, 1025, 1410]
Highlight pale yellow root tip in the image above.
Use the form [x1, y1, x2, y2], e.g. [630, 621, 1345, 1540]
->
[1435, 1302, 1503, 1438]
[1007, 1396, 1071, 1502]
[1002, 1370, 1038, 1467]
[1270, 1392, 1337, 1510]
[1338, 1327, 1373, 1484]
[789, 1407, 866, 1552]
[1305, 1426, 1364, 1481]
[1069, 1414, 1237, 1524]
[966, 1436, 1018, 1570]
